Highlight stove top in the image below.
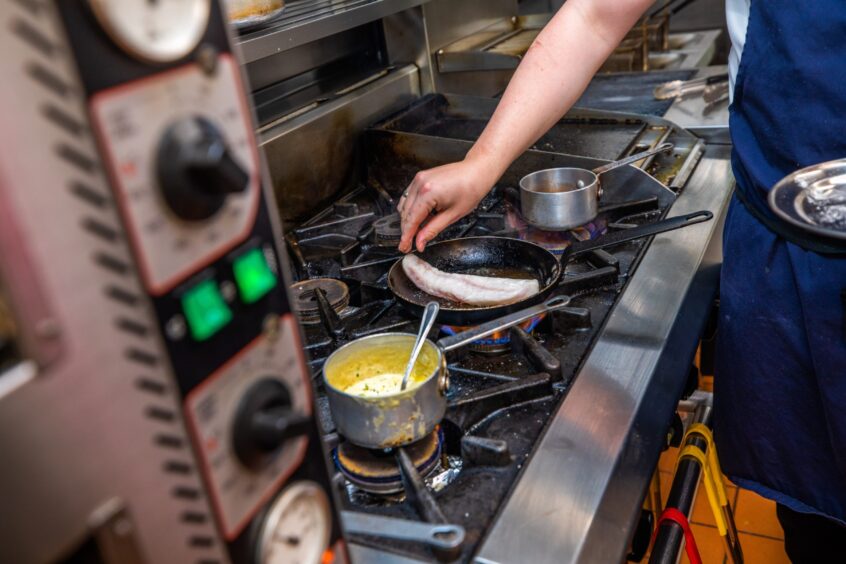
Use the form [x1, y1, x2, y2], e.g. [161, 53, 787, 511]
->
[283, 120, 688, 561]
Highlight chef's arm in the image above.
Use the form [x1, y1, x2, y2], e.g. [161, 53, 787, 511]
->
[399, 0, 655, 253]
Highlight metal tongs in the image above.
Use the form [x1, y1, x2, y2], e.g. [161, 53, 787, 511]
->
[653, 73, 729, 100]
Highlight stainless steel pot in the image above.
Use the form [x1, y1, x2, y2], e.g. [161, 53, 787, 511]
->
[322, 296, 571, 449]
[519, 142, 673, 231]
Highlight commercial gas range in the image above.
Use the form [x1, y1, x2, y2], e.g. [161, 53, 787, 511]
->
[273, 92, 733, 563]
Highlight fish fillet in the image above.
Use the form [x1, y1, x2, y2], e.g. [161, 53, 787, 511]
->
[401, 255, 540, 306]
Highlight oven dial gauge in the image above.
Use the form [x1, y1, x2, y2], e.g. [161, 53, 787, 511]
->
[256, 481, 332, 564]
[88, 0, 211, 63]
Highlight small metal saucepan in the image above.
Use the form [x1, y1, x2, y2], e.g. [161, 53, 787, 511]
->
[519, 142, 674, 231]
[322, 296, 571, 449]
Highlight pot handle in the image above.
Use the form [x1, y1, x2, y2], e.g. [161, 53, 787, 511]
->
[436, 296, 571, 353]
[592, 142, 674, 176]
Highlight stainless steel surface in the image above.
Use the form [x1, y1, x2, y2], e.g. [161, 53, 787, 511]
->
[519, 167, 598, 231]
[244, 24, 376, 92]
[664, 66, 730, 142]
[769, 158, 846, 242]
[518, 143, 674, 231]
[476, 144, 733, 564]
[383, 6, 436, 94]
[236, 0, 429, 63]
[372, 93, 704, 190]
[436, 296, 571, 352]
[323, 333, 446, 449]
[402, 302, 439, 391]
[259, 64, 420, 223]
[0, 5, 224, 562]
[422, 0, 518, 96]
[342, 511, 466, 551]
[435, 14, 548, 74]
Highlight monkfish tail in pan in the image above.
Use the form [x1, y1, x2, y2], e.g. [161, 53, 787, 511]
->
[401, 254, 540, 306]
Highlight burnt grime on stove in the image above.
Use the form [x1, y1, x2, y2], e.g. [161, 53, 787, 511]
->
[285, 129, 678, 562]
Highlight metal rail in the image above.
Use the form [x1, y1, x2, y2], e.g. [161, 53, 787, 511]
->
[650, 398, 712, 564]
[237, 0, 428, 63]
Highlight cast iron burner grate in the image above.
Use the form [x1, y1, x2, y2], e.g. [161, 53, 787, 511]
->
[285, 139, 674, 561]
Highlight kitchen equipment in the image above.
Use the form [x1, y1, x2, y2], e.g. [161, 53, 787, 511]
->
[769, 158, 846, 243]
[388, 210, 711, 325]
[322, 296, 571, 449]
[653, 73, 729, 100]
[519, 143, 674, 231]
[401, 301, 439, 391]
[0, 2, 344, 563]
[280, 111, 730, 562]
[341, 511, 465, 552]
[226, 0, 285, 31]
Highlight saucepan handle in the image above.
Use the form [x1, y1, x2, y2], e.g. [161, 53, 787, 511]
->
[437, 296, 571, 353]
[592, 142, 674, 176]
[341, 511, 465, 551]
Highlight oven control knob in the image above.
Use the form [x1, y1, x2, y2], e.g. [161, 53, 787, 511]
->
[232, 378, 311, 470]
[156, 116, 250, 221]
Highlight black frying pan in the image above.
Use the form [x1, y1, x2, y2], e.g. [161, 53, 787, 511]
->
[388, 210, 712, 325]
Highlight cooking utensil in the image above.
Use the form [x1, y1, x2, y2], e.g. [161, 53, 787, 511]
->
[388, 210, 713, 325]
[401, 301, 439, 391]
[769, 157, 846, 243]
[653, 73, 729, 101]
[341, 511, 465, 551]
[519, 143, 674, 231]
[322, 296, 571, 449]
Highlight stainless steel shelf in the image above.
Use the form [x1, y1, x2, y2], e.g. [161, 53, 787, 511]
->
[236, 0, 429, 63]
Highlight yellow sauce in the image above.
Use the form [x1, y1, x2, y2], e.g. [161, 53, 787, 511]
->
[324, 337, 439, 398]
[344, 372, 408, 397]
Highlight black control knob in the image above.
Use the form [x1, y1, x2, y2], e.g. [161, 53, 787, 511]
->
[232, 378, 312, 470]
[156, 116, 250, 221]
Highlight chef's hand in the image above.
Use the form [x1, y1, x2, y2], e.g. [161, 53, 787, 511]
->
[398, 157, 498, 253]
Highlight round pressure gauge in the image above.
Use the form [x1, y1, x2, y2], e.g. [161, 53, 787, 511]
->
[89, 0, 211, 63]
[256, 481, 332, 564]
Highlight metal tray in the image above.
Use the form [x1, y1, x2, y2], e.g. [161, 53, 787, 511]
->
[769, 158, 846, 241]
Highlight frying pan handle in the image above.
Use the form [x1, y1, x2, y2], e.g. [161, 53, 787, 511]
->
[567, 210, 713, 259]
[436, 296, 571, 353]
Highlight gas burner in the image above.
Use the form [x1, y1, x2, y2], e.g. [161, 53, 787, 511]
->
[290, 279, 350, 324]
[373, 213, 402, 247]
[505, 204, 607, 255]
[441, 315, 546, 354]
[334, 430, 444, 494]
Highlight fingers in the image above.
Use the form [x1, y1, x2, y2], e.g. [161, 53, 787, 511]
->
[399, 172, 428, 252]
[399, 193, 433, 253]
[414, 209, 458, 252]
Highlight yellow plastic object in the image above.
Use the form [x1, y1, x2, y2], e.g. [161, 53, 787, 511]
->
[678, 445, 728, 535]
[684, 424, 730, 507]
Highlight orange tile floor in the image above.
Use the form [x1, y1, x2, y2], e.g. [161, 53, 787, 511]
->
[652, 372, 790, 564]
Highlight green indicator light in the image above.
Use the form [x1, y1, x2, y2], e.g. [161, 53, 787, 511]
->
[181, 279, 232, 341]
[233, 248, 278, 304]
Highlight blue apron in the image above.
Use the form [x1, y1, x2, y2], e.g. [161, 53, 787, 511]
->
[714, 1, 846, 524]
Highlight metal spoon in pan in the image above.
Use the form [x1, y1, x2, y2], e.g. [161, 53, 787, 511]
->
[400, 301, 439, 391]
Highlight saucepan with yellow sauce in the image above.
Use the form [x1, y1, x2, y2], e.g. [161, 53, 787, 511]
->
[322, 296, 572, 449]
[323, 333, 446, 449]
